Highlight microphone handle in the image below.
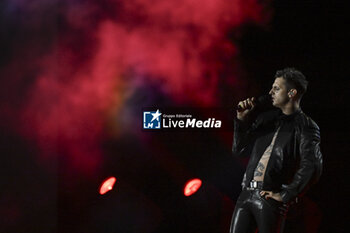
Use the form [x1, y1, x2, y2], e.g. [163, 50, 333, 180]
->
[236, 95, 271, 112]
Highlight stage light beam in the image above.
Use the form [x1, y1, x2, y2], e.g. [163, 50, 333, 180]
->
[183, 178, 202, 196]
[99, 177, 117, 195]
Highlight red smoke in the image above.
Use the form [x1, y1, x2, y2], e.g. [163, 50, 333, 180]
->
[2, 0, 270, 173]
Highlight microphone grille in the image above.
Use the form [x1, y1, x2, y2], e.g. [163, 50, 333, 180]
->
[257, 95, 271, 104]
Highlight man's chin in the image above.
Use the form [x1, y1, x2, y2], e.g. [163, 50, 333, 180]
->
[272, 102, 280, 108]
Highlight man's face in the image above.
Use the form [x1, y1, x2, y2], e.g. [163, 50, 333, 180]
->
[269, 77, 290, 108]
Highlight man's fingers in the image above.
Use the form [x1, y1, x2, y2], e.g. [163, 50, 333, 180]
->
[260, 191, 272, 199]
[265, 193, 273, 199]
[237, 101, 245, 110]
[247, 99, 252, 107]
[238, 100, 247, 109]
[260, 191, 282, 202]
[251, 98, 256, 107]
[242, 98, 254, 109]
[237, 97, 256, 115]
[242, 100, 247, 108]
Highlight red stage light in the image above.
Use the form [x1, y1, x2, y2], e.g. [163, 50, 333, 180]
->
[184, 178, 202, 196]
[99, 177, 117, 195]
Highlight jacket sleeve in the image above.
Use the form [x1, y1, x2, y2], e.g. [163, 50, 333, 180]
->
[280, 122, 323, 203]
[232, 119, 250, 157]
[232, 116, 261, 157]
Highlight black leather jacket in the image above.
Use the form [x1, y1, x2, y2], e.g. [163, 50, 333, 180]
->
[232, 108, 323, 203]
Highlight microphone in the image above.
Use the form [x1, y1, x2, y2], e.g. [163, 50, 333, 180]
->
[237, 95, 272, 112]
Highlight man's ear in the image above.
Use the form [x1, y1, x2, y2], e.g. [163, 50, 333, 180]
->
[288, 89, 297, 98]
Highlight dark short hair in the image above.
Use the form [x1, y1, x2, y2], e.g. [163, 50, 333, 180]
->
[275, 67, 308, 97]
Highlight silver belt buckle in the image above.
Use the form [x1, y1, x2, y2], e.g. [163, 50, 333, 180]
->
[250, 180, 257, 188]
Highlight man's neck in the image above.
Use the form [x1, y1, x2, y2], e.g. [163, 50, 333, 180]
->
[280, 101, 300, 115]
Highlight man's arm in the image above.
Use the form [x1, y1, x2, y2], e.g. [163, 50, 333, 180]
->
[279, 121, 323, 203]
[232, 119, 255, 157]
[232, 97, 257, 157]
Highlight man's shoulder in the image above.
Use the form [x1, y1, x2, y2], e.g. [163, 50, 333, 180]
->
[295, 111, 320, 132]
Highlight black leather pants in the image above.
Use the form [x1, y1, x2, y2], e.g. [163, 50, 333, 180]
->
[230, 189, 287, 233]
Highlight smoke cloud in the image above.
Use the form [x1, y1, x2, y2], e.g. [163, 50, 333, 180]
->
[0, 0, 270, 173]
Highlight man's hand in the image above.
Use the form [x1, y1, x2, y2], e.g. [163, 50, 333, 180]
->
[236, 97, 256, 121]
[260, 191, 283, 202]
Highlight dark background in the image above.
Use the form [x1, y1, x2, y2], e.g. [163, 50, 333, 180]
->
[0, 1, 348, 233]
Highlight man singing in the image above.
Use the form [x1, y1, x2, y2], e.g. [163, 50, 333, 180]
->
[230, 68, 323, 233]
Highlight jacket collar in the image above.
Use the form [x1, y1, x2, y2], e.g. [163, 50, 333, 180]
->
[277, 108, 302, 121]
